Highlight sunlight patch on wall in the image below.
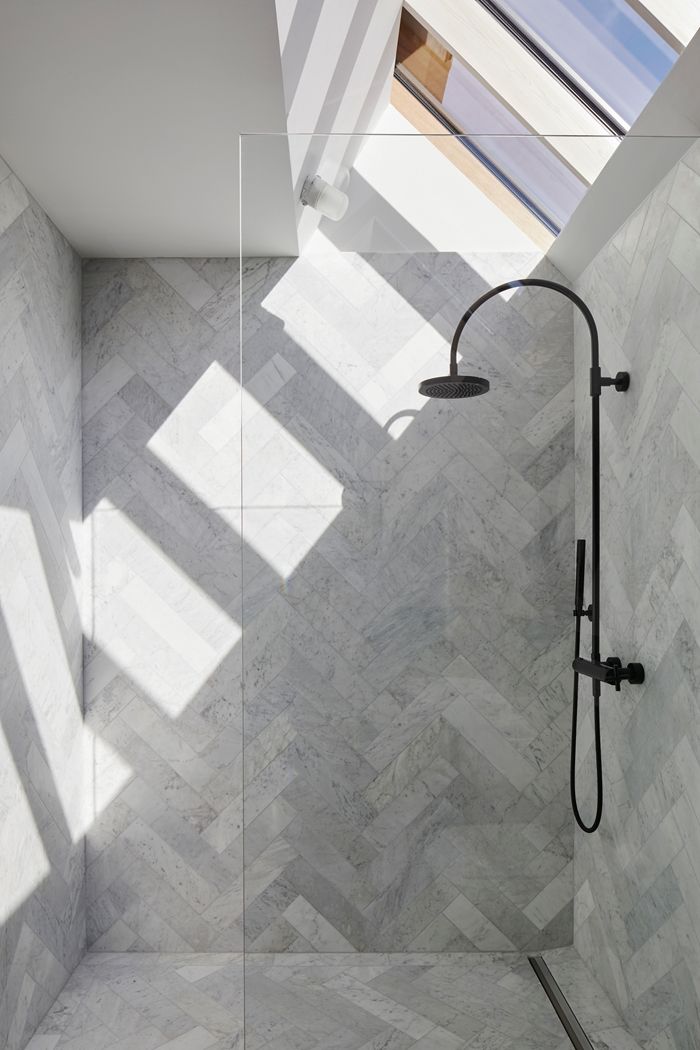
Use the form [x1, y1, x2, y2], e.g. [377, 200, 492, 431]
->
[90, 731, 133, 819]
[90, 498, 242, 718]
[0, 720, 50, 923]
[147, 361, 343, 579]
[146, 361, 241, 521]
[259, 240, 437, 437]
[272, 231, 541, 434]
[0, 506, 86, 841]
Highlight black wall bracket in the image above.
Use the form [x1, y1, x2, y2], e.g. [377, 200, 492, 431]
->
[590, 367, 630, 396]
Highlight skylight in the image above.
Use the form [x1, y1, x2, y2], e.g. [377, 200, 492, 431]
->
[496, 0, 679, 128]
[396, 0, 699, 233]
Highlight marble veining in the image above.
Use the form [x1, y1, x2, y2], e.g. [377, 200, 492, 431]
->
[544, 947, 644, 1050]
[240, 249, 576, 952]
[573, 137, 700, 1049]
[27, 947, 652, 1050]
[27, 951, 571, 1050]
[82, 249, 576, 954]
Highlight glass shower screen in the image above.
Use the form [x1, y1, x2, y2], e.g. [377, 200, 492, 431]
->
[236, 126, 699, 1049]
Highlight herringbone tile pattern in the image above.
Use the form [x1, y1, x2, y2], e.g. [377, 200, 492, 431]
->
[240, 249, 575, 952]
[27, 953, 243, 1050]
[573, 139, 700, 1048]
[27, 951, 571, 1050]
[82, 257, 246, 953]
[0, 157, 84, 1048]
[26, 947, 651, 1050]
[83, 248, 576, 954]
[11, 124, 698, 1050]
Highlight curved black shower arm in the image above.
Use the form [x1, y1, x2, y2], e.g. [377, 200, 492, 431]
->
[449, 278, 599, 378]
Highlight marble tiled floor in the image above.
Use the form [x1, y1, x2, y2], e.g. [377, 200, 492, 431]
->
[27, 950, 641, 1050]
[26, 954, 244, 1050]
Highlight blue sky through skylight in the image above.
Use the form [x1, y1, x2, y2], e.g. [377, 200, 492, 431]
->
[500, 0, 677, 125]
[396, 0, 698, 233]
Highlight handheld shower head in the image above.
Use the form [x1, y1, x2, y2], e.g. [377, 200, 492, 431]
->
[418, 375, 489, 399]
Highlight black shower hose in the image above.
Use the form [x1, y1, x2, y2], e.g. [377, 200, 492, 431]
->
[570, 588, 603, 834]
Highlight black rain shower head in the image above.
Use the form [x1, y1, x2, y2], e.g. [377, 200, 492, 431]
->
[418, 375, 489, 399]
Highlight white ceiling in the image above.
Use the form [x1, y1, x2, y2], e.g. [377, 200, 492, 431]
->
[0, 0, 299, 257]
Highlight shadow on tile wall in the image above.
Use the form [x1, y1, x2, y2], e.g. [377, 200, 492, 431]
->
[82, 245, 576, 955]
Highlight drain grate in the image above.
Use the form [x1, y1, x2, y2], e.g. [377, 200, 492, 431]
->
[529, 955, 595, 1050]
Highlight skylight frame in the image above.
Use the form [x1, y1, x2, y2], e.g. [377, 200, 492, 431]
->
[400, 0, 621, 184]
[394, 65, 563, 236]
[472, 0, 628, 136]
[394, 2, 614, 233]
[395, 0, 685, 235]
[395, 0, 696, 234]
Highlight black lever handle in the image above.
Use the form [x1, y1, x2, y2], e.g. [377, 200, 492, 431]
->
[573, 656, 645, 689]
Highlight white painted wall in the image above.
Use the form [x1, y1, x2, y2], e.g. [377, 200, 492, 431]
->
[0, 0, 299, 256]
[274, 0, 402, 249]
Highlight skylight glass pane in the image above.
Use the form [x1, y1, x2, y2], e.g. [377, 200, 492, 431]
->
[406, 0, 618, 182]
[497, 0, 680, 126]
[440, 61, 587, 229]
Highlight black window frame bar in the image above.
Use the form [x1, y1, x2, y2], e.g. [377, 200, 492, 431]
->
[472, 0, 628, 137]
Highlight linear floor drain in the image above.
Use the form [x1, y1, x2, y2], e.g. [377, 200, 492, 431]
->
[529, 955, 595, 1050]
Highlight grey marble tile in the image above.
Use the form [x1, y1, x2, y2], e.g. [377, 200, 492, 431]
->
[571, 137, 700, 1050]
[0, 158, 83, 1050]
[74, 246, 577, 969]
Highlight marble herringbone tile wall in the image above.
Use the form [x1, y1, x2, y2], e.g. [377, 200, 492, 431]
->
[83, 248, 575, 955]
[0, 157, 84, 1049]
[82, 257, 245, 952]
[573, 138, 700, 1048]
[240, 249, 576, 952]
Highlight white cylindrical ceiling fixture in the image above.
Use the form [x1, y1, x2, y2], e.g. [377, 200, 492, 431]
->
[300, 175, 349, 221]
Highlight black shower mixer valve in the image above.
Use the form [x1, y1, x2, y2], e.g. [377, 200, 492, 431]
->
[572, 655, 645, 691]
